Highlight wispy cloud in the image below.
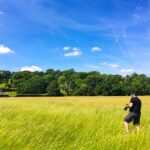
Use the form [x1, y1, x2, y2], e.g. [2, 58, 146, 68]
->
[133, 14, 141, 21]
[85, 64, 100, 69]
[102, 62, 119, 68]
[0, 45, 14, 54]
[0, 11, 4, 15]
[1, 0, 150, 75]
[120, 68, 134, 73]
[14, 1, 123, 34]
[91, 46, 102, 51]
[20, 66, 43, 72]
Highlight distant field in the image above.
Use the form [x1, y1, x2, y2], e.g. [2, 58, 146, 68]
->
[0, 96, 150, 150]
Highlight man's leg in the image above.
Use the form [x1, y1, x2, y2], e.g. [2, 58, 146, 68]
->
[124, 121, 129, 134]
[124, 113, 132, 134]
[136, 125, 140, 134]
[133, 114, 141, 134]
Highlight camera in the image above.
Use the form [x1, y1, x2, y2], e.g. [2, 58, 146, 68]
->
[124, 104, 128, 111]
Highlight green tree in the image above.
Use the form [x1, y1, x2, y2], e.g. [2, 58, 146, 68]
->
[84, 72, 102, 96]
[46, 80, 61, 96]
[58, 69, 77, 95]
[18, 76, 47, 94]
[11, 71, 32, 89]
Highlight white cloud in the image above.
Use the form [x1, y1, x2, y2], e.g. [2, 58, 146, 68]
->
[72, 47, 80, 51]
[91, 46, 102, 51]
[120, 69, 134, 73]
[64, 51, 82, 57]
[63, 46, 71, 51]
[0, 45, 14, 54]
[102, 62, 119, 68]
[63, 46, 82, 57]
[21, 66, 43, 72]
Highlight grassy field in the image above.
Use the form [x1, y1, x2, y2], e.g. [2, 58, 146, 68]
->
[0, 96, 150, 150]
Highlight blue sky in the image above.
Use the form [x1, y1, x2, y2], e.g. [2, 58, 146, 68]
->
[0, 0, 150, 75]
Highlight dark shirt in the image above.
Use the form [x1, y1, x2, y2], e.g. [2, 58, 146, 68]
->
[129, 97, 142, 114]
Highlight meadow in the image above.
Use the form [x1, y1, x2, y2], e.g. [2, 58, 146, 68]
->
[0, 96, 150, 150]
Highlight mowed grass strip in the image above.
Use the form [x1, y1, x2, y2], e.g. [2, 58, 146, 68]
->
[0, 97, 150, 150]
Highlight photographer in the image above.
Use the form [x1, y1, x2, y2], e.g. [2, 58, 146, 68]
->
[124, 94, 142, 134]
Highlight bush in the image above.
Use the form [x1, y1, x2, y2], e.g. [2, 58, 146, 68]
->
[16, 94, 50, 97]
[5, 91, 17, 97]
[2, 88, 16, 92]
[0, 94, 9, 97]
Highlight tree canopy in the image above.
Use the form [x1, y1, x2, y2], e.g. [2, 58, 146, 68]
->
[0, 69, 150, 96]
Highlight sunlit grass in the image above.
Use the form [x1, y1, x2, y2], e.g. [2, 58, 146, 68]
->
[0, 96, 150, 150]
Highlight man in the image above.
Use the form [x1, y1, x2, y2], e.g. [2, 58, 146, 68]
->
[124, 94, 142, 134]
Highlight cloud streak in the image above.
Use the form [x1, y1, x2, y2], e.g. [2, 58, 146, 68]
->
[102, 62, 119, 68]
[0, 0, 150, 76]
[0, 11, 4, 15]
[120, 69, 134, 73]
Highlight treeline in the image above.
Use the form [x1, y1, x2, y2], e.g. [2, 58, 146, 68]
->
[0, 69, 150, 96]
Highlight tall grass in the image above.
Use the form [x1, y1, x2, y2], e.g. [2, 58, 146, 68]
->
[0, 97, 150, 150]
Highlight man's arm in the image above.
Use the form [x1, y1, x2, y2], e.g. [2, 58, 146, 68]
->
[124, 102, 133, 110]
[128, 98, 134, 108]
[127, 102, 133, 108]
[124, 98, 134, 110]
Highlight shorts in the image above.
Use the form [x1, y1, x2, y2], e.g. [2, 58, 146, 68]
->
[124, 112, 141, 125]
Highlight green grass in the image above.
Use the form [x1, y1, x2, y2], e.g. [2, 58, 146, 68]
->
[0, 97, 150, 150]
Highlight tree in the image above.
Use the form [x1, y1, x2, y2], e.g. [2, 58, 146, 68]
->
[18, 76, 47, 94]
[0, 71, 12, 86]
[58, 69, 77, 95]
[11, 71, 32, 89]
[72, 78, 87, 96]
[84, 72, 102, 96]
[46, 80, 61, 96]
[1, 69, 150, 96]
[0, 71, 12, 94]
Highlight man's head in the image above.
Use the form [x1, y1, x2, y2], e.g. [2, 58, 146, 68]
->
[130, 93, 136, 98]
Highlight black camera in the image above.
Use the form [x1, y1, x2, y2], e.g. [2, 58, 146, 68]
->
[124, 104, 128, 111]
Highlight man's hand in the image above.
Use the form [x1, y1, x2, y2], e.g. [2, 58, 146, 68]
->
[123, 103, 133, 111]
[124, 104, 129, 111]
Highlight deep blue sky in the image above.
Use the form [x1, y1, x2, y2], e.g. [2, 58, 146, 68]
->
[0, 0, 150, 75]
